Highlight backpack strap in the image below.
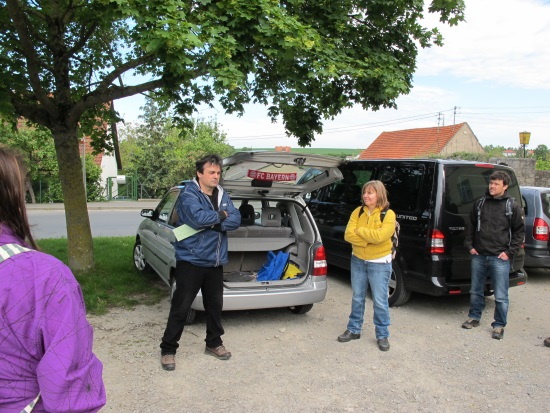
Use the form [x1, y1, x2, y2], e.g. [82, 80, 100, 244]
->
[475, 197, 486, 232]
[0, 243, 31, 264]
[380, 207, 389, 222]
[506, 197, 515, 247]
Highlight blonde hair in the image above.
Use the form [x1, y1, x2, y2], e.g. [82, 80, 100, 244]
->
[362, 180, 390, 210]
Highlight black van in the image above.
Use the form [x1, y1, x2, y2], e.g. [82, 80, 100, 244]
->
[304, 159, 527, 306]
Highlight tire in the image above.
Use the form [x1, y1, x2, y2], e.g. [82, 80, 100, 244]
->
[169, 276, 196, 325]
[388, 261, 411, 307]
[133, 239, 151, 272]
[289, 304, 314, 314]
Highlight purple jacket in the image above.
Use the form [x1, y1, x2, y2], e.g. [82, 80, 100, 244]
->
[0, 225, 106, 412]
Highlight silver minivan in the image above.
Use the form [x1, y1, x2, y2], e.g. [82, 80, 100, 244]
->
[133, 152, 343, 323]
[520, 186, 550, 270]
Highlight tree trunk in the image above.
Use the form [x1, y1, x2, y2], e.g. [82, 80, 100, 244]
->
[26, 179, 36, 203]
[52, 125, 94, 271]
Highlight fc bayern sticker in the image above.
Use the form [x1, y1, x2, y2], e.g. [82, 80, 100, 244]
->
[247, 169, 297, 181]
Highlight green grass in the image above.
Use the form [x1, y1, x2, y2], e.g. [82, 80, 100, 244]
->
[37, 237, 167, 315]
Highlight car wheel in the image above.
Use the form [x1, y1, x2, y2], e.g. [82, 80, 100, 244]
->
[289, 304, 314, 314]
[388, 261, 411, 307]
[170, 277, 196, 325]
[133, 239, 151, 272]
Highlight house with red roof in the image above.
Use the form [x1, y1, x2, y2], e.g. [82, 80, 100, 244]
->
[358, 122, 484, 159]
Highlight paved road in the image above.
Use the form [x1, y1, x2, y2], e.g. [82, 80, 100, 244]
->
[26, 200, 160, 239]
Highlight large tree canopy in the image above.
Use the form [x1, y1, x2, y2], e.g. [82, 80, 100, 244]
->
[0, 0, 465, 270]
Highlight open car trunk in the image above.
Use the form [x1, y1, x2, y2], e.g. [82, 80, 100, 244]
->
[222, 197, 316, 288]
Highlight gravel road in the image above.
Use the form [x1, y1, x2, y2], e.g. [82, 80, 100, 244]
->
[89, 268, 549, 413]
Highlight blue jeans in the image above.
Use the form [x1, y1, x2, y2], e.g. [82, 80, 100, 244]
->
[347, 255, 391, 339]
[468, 254, 510, 328]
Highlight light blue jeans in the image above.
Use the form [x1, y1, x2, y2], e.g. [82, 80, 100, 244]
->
[347, 255, 391, 339]
[468, 254, 510, 328]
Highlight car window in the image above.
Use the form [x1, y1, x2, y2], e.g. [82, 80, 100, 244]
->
[309, 164, 375, 205]
[444, 166, 520, 215]
[522, 196, 528, 217]
[155, 190, 180, 224]
[541, 192, 550, 219]
[379, 164, 424, 213]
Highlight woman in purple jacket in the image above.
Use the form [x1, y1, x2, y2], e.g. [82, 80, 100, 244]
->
[0, 146, 106, 412]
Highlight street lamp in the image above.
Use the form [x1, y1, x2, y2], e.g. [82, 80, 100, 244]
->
[519, 131, 531, 158]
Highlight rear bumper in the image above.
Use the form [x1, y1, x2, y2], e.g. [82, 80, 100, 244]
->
[524, 246, 550, 269]
[191, 279, 327, 311]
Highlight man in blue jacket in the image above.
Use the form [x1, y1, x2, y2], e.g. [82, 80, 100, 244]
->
[160, 154, 241, 370]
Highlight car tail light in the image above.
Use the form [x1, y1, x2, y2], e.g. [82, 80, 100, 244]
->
[430, 229, 445, 254]
[533, 218, 549, 241]
[312, 245, 328, 276]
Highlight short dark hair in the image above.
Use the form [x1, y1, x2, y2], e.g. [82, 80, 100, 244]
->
[195, 154, 223, 175]
[490, 170, 511, 186]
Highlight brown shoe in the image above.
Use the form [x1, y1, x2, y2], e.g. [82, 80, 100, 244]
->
[205, 345, 231, 360]
[161, 354, 175, 371]
[544, 337, 550, 347]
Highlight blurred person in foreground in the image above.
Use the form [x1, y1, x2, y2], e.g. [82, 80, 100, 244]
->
[0, 145, 106, 412]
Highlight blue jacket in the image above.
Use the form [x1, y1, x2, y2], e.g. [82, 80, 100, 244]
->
[173, 179, 241, 267]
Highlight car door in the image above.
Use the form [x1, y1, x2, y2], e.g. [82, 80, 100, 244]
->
[149, 189, 179, 283]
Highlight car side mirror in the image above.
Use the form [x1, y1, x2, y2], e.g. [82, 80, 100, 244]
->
[140, 208, 155, 218]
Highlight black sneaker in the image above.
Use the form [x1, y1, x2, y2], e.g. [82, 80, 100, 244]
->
[377, 338, 390, 351]
[492, 327, 504, 340]
[462, 318, 480, 329]
[337, 330, 361, 342]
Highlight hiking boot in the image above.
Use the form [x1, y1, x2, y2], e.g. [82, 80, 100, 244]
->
[544, 337, 550, 348]
[337, 330, 361, 342]
[377, 338, 390, 352]
[205, 345, 231, 360]
[462, 318, 480, 329]
[161, 354, 175, 371]
[492, 327, 504, 340]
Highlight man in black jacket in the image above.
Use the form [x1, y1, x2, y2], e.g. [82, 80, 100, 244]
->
[462, 170, 524, 340]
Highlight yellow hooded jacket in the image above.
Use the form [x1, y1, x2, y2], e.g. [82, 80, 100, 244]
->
[344, 206, 396, 261]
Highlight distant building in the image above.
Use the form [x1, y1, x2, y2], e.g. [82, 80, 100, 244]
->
[503, 149, 517, 157]
[275, 146, 291, 152]
[358, 122, 484, 159]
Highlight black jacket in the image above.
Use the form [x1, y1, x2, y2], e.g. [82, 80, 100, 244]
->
[464, 190, 524, 257]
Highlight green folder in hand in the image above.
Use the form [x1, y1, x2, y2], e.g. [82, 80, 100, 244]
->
[173, 224, 204, 241]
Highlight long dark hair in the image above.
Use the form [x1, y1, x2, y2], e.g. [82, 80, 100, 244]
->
[0, 145, 38, 249]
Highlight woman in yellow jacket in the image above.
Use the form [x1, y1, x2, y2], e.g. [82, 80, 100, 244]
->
[337, 180, 396, 351]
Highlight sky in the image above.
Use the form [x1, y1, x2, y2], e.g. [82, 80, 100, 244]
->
[115, 0, 550, 151]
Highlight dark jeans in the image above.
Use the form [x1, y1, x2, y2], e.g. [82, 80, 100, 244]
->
[160, 261, 224, 355]
[468, 254, 510, 328]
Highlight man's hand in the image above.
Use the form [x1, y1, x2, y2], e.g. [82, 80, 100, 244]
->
[469, 248, 479, 255]
[498, 252, 509, 260]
